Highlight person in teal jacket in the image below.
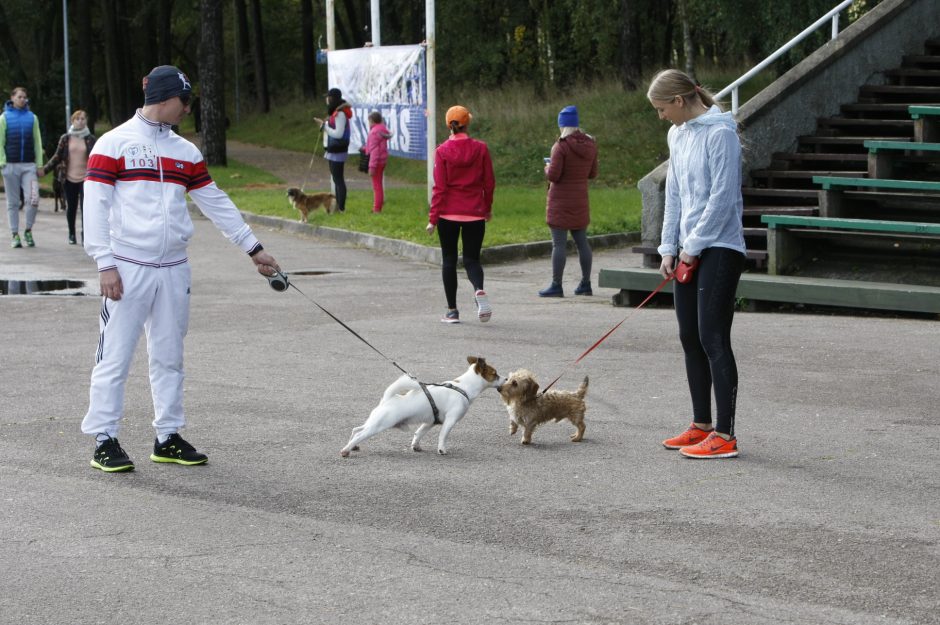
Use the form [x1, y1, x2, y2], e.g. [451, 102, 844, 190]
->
[0, 87, 44, 248]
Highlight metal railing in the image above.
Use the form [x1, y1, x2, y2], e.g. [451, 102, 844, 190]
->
[716, 0, 856, 114]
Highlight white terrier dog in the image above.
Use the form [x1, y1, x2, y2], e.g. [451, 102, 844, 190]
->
[340, 356, 504, 457]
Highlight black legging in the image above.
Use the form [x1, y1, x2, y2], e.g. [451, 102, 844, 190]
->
[328, 160, 347, 211]
[437, 218, 485, 309]
[672, 247, 745, 437]
[64, 180, 84, 238]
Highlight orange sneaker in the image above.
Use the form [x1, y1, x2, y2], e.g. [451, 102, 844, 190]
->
[662, 424, 712, 449]
[679, 431, 739, 459]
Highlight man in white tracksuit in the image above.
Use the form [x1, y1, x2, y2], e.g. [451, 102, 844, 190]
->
[81, 65, 281, 472]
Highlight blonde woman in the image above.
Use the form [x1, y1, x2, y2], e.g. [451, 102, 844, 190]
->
[648, 69, 746, 459]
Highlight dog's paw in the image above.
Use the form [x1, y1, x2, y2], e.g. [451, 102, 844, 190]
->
[437, 448, 447, 455]
[411, 444, 422, 452]
[340, 449, 350, 457]
[521, 439, 531, 445]
[352, 445, 360, 451]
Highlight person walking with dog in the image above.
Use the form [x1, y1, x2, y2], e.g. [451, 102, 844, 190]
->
[427, 105, 495, 324]
[648, 69, 746, 459]
[1, 86, 44, 248]
[365, 111, 391, 213]
[80, 65, 282, 472]
[40, 109, 96, 245]
[538, 105, 598, 298]
[314, 88, 351, 212]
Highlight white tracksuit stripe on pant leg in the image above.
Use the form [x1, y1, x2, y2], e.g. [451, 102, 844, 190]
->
[146, 263, 191, 437]
[82, 260, 191, 438]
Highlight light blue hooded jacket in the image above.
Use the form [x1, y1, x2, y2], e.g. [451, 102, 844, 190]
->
[657, 105, 746, 259]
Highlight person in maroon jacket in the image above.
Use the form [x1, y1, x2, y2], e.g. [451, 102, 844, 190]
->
[427, 105, 495, 324]
[539, 105, 599, 297]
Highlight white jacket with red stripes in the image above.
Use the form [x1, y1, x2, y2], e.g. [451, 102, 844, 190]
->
[83, 110, 261, 272]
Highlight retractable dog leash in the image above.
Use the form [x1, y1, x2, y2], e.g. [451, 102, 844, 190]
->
[539, 258, 699, 395]
[265, 268, 410, 377]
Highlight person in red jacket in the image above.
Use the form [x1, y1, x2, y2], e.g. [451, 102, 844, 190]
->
[539, 105, 598, 298]
[427, 105, 495, 324]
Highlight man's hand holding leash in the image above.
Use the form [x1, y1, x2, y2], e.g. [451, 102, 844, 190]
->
[250, 250, 281, 277]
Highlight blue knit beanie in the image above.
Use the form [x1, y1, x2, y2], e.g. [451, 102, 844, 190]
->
[558, 105, 579, 128]
[143, 65, 193, 105]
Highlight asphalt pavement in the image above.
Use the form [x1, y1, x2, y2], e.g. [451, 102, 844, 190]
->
[1, 199, 938, 625]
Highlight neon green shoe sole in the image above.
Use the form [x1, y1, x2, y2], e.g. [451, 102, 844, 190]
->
[150, 454, 208, 465]
[90, 459, 135, 472]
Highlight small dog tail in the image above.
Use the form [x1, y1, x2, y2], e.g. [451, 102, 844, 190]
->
[577, 376, 589, 399]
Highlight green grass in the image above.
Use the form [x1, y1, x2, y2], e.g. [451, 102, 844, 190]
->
[213, 159, 641, 247]
[217, 71, 769, 245]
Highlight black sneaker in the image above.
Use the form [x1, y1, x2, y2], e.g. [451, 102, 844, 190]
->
[91, 436, 135, 472]
[150, 433, 208, 465]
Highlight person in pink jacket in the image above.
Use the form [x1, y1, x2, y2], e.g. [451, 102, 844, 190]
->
[426, 105, 495, 324]
[365, 111, 392, 213]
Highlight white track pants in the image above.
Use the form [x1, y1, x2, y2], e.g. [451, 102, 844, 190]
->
[81, 260, 191, 439]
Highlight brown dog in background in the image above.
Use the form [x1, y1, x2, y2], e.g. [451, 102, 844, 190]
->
[287, 187, 337, 222]
[497, 370, 588, 445]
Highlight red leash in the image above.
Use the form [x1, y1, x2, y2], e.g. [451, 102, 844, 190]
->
[539, 274, 674, 394]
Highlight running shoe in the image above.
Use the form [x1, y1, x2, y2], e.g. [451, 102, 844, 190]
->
[474, 289, 492, 322]
[90, 436, 135, 472]
[441, 309, 460, 324]
[11, 233, 22, 248]
[679, 431, 739, 459]
[150, 433, 208, 465]
[23, 230, 34, 247]
[662, 423, 712, 449]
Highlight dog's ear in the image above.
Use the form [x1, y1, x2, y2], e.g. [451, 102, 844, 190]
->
[524, 378, 540, 402]
[467, 356, 478, 366]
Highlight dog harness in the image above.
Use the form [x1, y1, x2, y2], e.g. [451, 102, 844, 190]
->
[418, 382, 470, 424]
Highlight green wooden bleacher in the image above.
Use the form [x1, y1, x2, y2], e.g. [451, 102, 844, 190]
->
[909, 105, 940, 142]
[597, 268, 940, 314]
[762, 214, 940, 276]
[812, 176, 940, 192]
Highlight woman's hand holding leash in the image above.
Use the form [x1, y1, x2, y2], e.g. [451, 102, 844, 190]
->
[426, 222, 436, 235]
[660, 252, 700, 283]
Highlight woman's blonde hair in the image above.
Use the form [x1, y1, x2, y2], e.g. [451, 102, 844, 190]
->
[70, 109, 87, 123]
[647, 69, 719, 110]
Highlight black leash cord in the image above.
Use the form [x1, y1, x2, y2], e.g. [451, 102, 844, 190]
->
[286, 280, 410, 377]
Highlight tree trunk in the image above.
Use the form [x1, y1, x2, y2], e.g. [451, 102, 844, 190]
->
[661, 0, 675, 68]
[619, 0, 642, 91]
[199, 0, 226, 165]
[338, 0, 362, 48]
[101, 0, 127, 125]
[0, 4, 28, 86]
[77, 0, 98, 132]
[301, 0, 316, 99]
[248, 0, 270, 113]
[678, 0, 695, 82]
[158, 0, 174, 64]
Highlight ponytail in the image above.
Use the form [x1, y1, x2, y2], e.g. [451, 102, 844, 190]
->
[648, 69, 721, 111]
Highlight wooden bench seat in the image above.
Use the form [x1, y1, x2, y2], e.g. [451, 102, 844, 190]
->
[909, 105, 940, 142]
[597, 267, 940, 314]
[863, 140, 940, 177]
[812, 176, 940, 217]
[761, 215, 940, 275]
